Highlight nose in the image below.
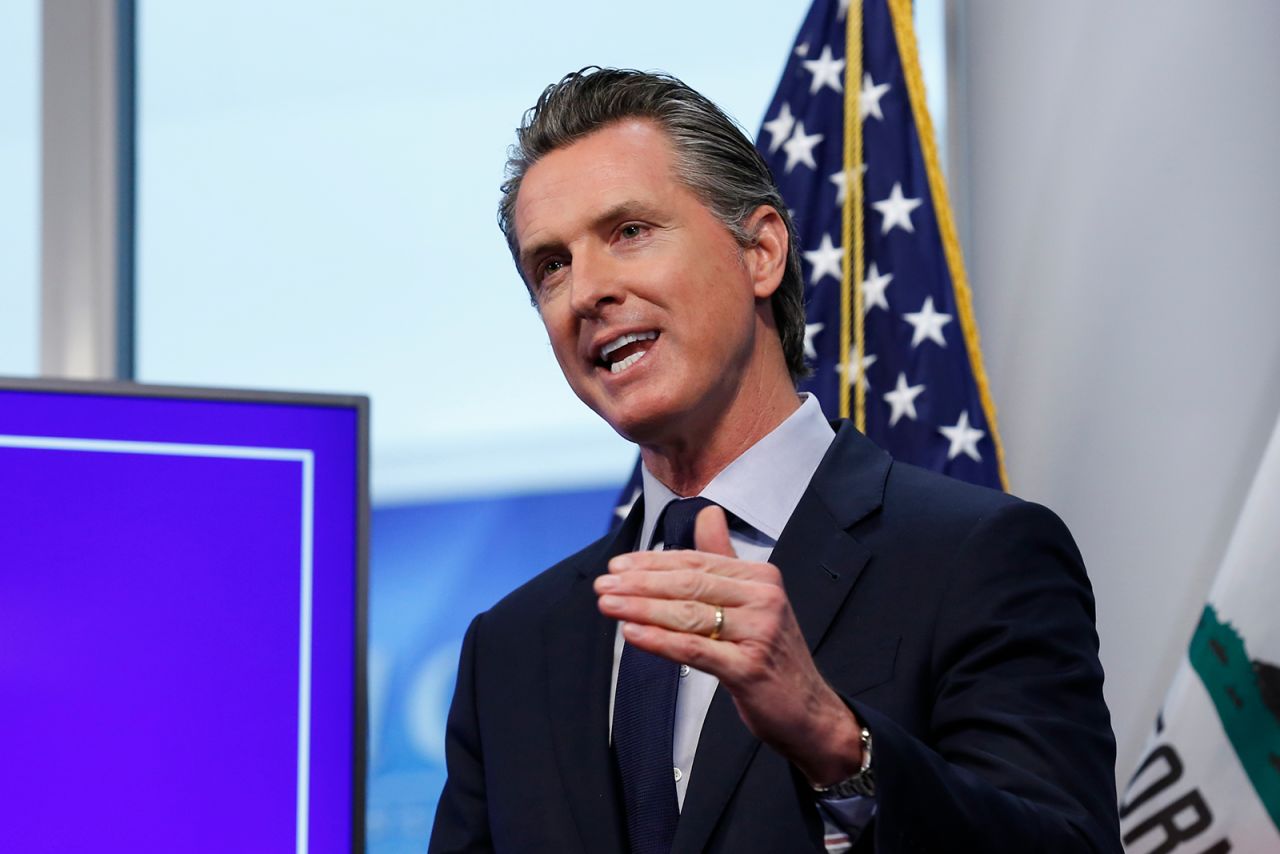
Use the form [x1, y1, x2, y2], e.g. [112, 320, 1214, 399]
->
[568, 245, 625, 318]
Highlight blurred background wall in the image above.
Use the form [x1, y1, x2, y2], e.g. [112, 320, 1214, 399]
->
[953, 0, 1280, 777]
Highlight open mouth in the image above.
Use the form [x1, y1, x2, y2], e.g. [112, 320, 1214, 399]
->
[597, 331, 658, 374]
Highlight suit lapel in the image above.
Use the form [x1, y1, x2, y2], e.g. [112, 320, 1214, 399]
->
[542, 499, 643, 853]
[773, 422, 888, 653]
[672, 424, 889, 853]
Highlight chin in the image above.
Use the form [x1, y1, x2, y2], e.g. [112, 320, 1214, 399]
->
[594, 395, 695, 448]
[596, 407, 661, 445]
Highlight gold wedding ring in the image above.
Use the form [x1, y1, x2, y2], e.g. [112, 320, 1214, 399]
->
[709, 605, 725, 641]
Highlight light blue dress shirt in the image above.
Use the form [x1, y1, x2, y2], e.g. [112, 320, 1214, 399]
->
[605, 393, 874, 846]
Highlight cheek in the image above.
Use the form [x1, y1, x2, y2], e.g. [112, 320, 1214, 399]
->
[542, 323, 600, 402]
[539, 309, 573, 354]
[547, 336, 583, 382]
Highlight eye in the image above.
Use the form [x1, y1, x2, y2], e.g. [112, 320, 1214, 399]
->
[536, 258, 566, 284]
[619, 222, 648, 240]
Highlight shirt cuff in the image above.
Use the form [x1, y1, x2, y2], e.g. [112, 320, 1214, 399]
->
[817, 794, 876, 848]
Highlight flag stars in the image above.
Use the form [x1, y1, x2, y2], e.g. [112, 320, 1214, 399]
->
[872, 182, 923, 234]
[802, 45, 845, 95]
[803, 233, 843, 285]
[903, 296, 952, 348]
[757, 10, 1001, 486]
[829, 163, 867, 206]
[938, 411, 986, 462]
[614, 487, 641, 520]
[782, 121, 824, 173]
[883, 373, 925, 426]
[861, 262, 893, 313]
[803, 322, 825, 361]
[762, 102, 796, 154]
[836, 351, 878, 392]
[859, 72, 891, 121]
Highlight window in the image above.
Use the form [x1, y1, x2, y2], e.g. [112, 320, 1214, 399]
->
[136, 1, 813, 503]
[0, 0, 39, 377]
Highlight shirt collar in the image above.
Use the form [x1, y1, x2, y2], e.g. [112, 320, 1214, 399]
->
[638, 393, 836, 549]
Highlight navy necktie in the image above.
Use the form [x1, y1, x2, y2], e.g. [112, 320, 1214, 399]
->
[613, 496, 715, 854]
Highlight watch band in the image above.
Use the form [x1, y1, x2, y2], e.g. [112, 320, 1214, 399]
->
[811, 725, 875, 799]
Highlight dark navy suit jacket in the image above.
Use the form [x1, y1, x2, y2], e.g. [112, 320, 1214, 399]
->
[429, 423, 1122, 852]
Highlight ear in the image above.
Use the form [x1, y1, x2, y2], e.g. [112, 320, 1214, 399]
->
[742, 205, 789, 301]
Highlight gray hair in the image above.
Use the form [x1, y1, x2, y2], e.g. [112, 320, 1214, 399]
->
[497, 67, 809, 381]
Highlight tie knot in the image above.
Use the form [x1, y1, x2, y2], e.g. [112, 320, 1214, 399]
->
[658, 496, 717, 551]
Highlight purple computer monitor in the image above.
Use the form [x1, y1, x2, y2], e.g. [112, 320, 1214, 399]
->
[0, 378, 368, 853]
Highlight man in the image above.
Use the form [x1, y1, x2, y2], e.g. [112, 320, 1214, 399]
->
[430, 68, 1120, 853]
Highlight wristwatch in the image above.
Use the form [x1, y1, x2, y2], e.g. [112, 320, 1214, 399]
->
[810, 725, 876, 799]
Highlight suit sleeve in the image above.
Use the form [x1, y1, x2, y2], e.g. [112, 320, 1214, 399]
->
[428, 613, 494, 853]
[850, 501, 1122, 854]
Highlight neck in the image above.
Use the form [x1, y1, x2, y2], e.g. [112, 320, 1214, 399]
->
[639, 372, 801, 497]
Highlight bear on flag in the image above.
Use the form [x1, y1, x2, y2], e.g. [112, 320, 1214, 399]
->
[1121, 415, 1280, 852]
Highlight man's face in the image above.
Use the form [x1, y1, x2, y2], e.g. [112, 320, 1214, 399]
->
[513, 119, 777, 446]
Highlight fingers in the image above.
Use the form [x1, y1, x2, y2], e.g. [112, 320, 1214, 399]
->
[620, 620, 739, 673]
[595, 564, 761, 605]
[596, 549, 784, 643]
[600, 594, 732, 640]
[694, 505, 734, 557]
[607, 549, 780, 584]
[601, 584, 787, 647]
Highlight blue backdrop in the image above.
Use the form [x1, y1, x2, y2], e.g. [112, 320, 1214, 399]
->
[366, 486, 618, 853]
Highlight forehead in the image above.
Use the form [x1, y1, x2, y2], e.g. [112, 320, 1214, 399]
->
[513, 119, 688, 245]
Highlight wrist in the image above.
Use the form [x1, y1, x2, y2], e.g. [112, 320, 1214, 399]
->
[794, 694, 865, 787]
[810, 723, 875, 800]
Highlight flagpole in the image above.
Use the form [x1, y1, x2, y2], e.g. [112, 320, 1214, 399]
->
[842, 0, 865, 428]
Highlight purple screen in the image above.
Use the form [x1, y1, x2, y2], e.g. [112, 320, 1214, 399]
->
[0, 386, 362, 853]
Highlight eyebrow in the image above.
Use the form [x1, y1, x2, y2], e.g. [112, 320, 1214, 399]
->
[518, 199, 663, 276]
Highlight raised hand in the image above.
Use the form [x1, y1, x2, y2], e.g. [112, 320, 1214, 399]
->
[594, 504, 864, 786]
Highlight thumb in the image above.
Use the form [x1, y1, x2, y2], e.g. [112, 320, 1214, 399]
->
[694, 505, 735, 558]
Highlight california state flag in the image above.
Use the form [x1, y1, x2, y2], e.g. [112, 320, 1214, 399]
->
[1121, 416, 1280, 852]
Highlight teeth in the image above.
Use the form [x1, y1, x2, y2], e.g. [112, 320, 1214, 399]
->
[610, 350, 648, 374]
[600, 330, 657, 359]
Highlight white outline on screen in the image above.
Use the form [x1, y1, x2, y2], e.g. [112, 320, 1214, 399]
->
[0, 434, 317, 854]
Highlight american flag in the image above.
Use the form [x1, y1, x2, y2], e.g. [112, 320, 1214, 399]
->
[612, 0, 1005, 527]
[761, 0, 1006, 489]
